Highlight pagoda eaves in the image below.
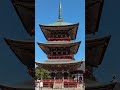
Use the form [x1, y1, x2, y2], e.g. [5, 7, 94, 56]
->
[40, 22, 79, 40]
[86, 0, 104, 34]
[5, 38, 34, 68]
[12, 0, 35, 35]
[86, 35, 111, 67]
[36, 61, 83, 72]
[37, 41, 81, 55]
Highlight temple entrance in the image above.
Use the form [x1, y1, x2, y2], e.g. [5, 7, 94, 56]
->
[50, 71, 70, 79]
[64, 72, 69, 79]
[51, 72, 55, 79]
[56, 72, 63, 79]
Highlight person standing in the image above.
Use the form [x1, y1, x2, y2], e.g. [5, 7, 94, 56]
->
[39, 80, 43, 90]
[36, 79, 40, 88]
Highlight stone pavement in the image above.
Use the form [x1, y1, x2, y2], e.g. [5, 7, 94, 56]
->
[35, 87, 84, 90]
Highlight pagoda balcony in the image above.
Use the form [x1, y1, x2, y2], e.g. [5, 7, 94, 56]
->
[47, 55, 73, 59]
[48, 37, 71, 41]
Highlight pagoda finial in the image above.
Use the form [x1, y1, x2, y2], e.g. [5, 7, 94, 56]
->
[58, 0, 62, 21]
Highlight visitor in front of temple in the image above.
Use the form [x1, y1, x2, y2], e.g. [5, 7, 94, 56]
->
[35, 79, 39, 87]
[35, 79, 43, 90]
[39, 80, 43, 90]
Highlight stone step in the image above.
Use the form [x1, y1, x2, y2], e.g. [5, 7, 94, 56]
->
[53, 81, 64, 89]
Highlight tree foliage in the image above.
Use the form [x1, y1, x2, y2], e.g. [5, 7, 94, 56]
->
[35, 68, 51, 80]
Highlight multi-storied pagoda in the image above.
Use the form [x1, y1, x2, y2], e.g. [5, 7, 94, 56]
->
[5, 0, 35, 78]
[0, 0, 35, 90]
[36, 0, 85, 88]
[85, 0, 117, 90]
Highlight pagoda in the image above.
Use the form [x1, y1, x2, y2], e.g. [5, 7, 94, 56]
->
[0, 0, 35, 90]
[85, 0, 116, 90]
[36, 0, 85, 88]
[5, 0, 35, 77]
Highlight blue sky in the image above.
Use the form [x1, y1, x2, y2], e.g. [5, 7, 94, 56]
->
[35, 0, 85, 62]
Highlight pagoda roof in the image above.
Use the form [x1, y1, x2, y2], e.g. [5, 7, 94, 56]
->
[86, 0, 104, 34]
[38, 59, 77, 64]
[12, 0, 35, 35]
[39, 22, 79, 40]
[4, 38, 34, 68]
[85, 79, 116, 90]
[40, 20, 79, 26]
[86, 35, 111, 67]
[39, 41, 80, 45]
[36, 60, 83, 65]
[37, 41, 80, 54]
[35, 61, 83, 71]
[39, 0, 79, 40]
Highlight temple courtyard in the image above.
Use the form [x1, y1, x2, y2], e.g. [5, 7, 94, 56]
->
[35, 87, 84, 90]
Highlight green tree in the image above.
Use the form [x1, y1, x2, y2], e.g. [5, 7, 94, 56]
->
[35, 68, 51, 80]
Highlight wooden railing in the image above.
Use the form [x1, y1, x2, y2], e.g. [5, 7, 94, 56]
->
[40, 79, 77, 88]
[48, 37, 71, 41]
[47, 55, 73, 59]
[64, 79, 77, 88]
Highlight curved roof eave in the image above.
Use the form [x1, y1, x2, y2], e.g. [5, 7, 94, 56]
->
[37, 41, 81, 46]
[39, 21, 79, 27]
[35, 61, 83, 65]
